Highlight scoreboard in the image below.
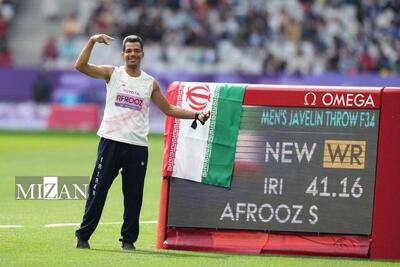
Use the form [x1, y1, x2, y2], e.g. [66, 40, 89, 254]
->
[168, 106, 379, 235]
[157, 84, 400, 259]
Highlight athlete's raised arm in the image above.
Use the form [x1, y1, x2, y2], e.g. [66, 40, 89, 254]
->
[74, 34, 115, 83]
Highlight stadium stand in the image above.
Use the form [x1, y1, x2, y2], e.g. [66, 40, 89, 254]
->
[16, 0, 400, 75]
[0, 0, 18, 67]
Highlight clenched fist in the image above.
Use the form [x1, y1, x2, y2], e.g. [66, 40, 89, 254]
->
[198, 110, 211, 123]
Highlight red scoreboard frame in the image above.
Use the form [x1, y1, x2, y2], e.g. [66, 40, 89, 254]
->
[157, 84, 400, 259]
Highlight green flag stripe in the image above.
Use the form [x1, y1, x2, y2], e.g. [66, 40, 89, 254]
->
[202, 84, 246, 187]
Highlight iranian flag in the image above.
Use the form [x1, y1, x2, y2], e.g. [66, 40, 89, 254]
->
[163, 82, 245, 188]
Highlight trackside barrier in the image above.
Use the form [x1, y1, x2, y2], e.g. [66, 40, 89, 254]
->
[157, 83, 400, 259]
[47, 104, 99, 130]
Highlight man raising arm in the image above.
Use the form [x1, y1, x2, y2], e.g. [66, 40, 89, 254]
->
[74, 34, 209, 251]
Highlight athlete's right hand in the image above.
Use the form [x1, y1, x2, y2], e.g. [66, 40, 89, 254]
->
[90, 34, 114, 45]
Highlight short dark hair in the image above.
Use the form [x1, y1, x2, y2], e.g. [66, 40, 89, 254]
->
[122, 35, 143, 51]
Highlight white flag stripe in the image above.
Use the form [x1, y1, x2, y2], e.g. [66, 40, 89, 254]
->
[172, 83, 216, 182]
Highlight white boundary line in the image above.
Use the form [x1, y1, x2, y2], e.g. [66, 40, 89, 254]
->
[44, 220, 158, 228]
[0, 221, 157, 229]
[0, 225, 24, 228]
[45, 223, 79, 228]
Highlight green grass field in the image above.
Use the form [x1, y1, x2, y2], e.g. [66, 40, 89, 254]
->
[0, 131, 399, 267]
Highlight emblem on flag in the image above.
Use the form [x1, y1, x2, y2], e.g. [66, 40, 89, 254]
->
[186, 84, 211, 111]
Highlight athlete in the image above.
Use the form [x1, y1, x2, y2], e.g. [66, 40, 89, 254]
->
[74, 34, 210, 251]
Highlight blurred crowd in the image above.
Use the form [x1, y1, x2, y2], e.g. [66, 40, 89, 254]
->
[20, 0, 400, 75]
[0, 0, 17, 67]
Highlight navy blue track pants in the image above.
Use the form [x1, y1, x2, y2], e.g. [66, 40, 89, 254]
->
[75, 138, 148, 244]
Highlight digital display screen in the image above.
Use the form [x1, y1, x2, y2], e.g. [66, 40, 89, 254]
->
[167, 106, 379, 235]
